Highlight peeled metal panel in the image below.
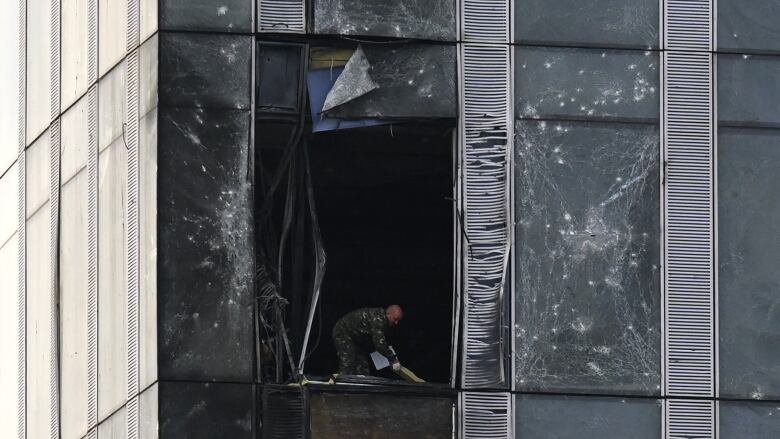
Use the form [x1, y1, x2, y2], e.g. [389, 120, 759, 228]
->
[258, 0, 305, 34]
[460, 392, 510, 439]
[460, 0, 509, 43]
[666, 399, 714, 439]
[459, 44, 511, 388]
[665, 0, 712, 51]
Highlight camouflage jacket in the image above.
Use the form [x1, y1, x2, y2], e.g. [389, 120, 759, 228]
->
[334, 307, 396, 361]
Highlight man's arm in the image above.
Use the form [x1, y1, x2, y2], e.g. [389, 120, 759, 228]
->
[370, 320, 397, 362]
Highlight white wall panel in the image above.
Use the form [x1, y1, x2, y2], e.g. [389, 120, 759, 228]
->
[0, 234, 20, 438]
[140, 384, 159, 439]
[26, 0, 52, 142]
[99, 62, 127, 153]
[140, 0, 158, 43]
[26, 131, 50, 218]
[0, 163, 19, 246]
[139, 35, 158, 119]
[61, 95, 89, 185]
[0, 0, 21, 175]
[98, 139, 128, 421]
[60, 169, 89, 439]
[140, 108, 157, 389]
[98, 404, 128, 439]
[61, 0, 89, 112]
[99, 0, 128, 77]
[26, 204, 54, 439]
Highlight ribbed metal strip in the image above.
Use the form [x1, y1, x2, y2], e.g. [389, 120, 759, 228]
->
[258, 0, 305, 34]
[18, 0, 27, 435]
[459, 44, 511, 389]
[126, 0, 140, 50]
[48, 0, 61, 435]
[48, 120, 61, 439]
[460, 0, 509, 43]
[125, 48, 141, 439]
[665, 399, 714, 439]
[663, 51, 714, 400]
[460, 392, 511, 439]
[665, 0, 712, 51]
[263, 388, 305, 439]
[86, 84, 99, 436]
[87, 0, 97, 84]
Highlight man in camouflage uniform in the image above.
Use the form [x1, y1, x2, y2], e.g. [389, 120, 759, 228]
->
[332, 305, 403, 375]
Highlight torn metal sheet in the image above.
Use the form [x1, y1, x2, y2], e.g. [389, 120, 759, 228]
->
[322, 46, 378, 113]
[326, 44, 456, 119]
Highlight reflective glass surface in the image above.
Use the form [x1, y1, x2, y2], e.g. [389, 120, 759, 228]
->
[515, 394, 662, 438]
[718, 54, 780, 127]
[718, 127, 780, 400]
[515, 0, 659, 49]
[720, 401, 780, 438]
[515, 46, 660, 123]
[718, 0, 780, 53]
[160, 0, 251, 32]
[314, 0, 456, 41]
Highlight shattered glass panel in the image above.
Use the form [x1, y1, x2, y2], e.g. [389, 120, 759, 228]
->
[515, 0, 659, 49]
[514, 120, 661, 395]
[718, 0, 780, 53]
[160, 0, 252, 32]
[515, 394, 662, 439]
[314, 0, 456, 41]
[515, 46, 660, 123]
[159, 32, 253, 110]
[718, 127, 780, 401]
[718, 54, 780, 127]
[720, 401, 780, 438]
[324, 44, 456, 119]
[158, 107, 254, 382]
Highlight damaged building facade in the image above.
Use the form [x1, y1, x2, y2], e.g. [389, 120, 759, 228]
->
[3, 0, 780, 438]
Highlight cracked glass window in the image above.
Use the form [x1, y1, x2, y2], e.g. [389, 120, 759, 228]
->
[515, 394, 661, 438]
[515, 46, 660, 123]
[718, 54, 780, 127]
[513, 119, 661, 395]
[718, 127, 780, 401]
[718, 0, 780, 53]
[313, 0, 456, 41]
[514, 0, 659, 49]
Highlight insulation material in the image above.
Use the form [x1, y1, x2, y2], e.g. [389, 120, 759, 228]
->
[513, 120, 661, 395]
[313, 0, 456, 41]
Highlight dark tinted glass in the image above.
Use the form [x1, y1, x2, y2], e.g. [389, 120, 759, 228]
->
[718, 0, 780, 53]
[314, 0, 456, 41]
[720, 401, 780, 439]
[160, 0, 252, 32]
[515, 46, 660, 122]
[514, 120, 661, 394]
[718, 54, 780, 127]
[159, 382, 253, 438]
[158, 107, 254, 382]
[515, 0, 659, 49]
[159, 32, 253, 110]
[718, 127, 780, 400]
[515, 394, 662, 439]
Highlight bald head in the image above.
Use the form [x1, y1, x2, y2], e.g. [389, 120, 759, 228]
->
[385, 305, 403, 327]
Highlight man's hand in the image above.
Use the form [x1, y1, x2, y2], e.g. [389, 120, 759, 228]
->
[392, 360, 402, 372]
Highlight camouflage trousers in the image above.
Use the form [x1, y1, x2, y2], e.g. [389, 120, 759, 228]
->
[332, 326, 370, 375]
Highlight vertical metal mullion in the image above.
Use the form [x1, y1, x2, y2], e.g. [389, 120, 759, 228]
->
[126, 1, 141, 438]
[49, 0, 62, 436]
[17, 1, 28, 436]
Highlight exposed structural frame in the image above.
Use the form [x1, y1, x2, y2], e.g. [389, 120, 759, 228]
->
[662, 0, 716, 438]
